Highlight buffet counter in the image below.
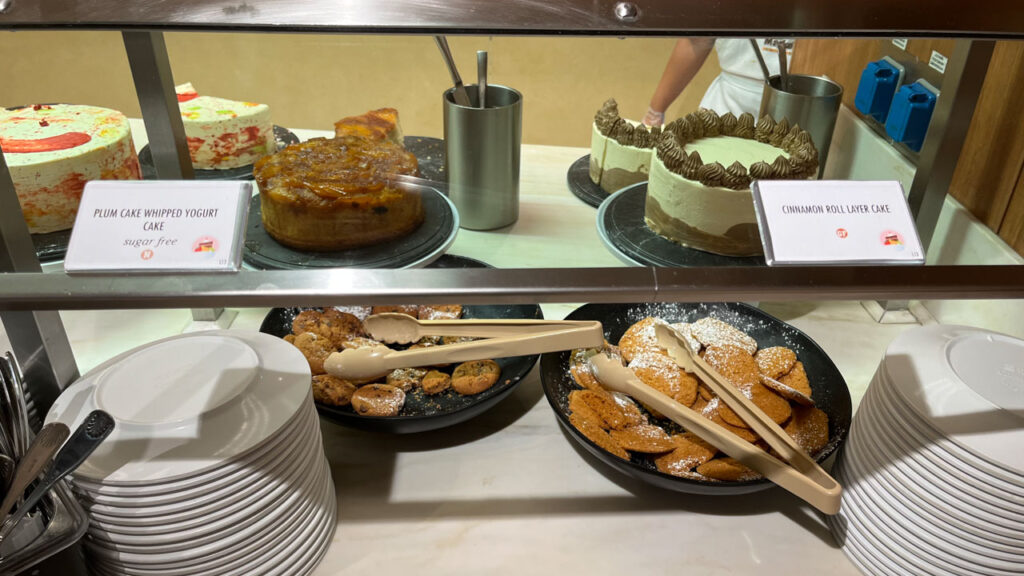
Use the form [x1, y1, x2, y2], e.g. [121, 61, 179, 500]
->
[4, 122, 1021, 575]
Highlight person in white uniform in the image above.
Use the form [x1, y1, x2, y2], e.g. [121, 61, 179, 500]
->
[643, 38, 793, 126]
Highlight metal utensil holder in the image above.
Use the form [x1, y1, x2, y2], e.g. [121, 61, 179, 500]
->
[0, 480, 87, 575]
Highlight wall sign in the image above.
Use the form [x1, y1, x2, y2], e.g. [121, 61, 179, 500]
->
[64, 180, 251, 273]
[751, 180, 925, 266]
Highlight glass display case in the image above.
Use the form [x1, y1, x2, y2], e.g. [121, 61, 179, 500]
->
[2, 2, 1024, 575]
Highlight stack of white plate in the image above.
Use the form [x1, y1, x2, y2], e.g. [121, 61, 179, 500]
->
[827, 325, 1024, 576]
[44, 331, 336, 576]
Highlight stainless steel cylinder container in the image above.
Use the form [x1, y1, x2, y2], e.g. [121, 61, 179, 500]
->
[760, 74, 843, 178]
[443, 84, 522, 230]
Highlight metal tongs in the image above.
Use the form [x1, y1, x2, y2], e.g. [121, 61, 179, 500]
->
[588, 323, 842, 515]
[325, 313, 605, 381]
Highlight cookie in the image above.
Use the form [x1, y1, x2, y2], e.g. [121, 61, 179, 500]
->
[716, 382, 792, 428]
[573, 389, 635, 430]
[287, 332, 333, 375]
[418, 305, 463, 320]
[689, 317, 758, 355]
[609, 392, 647, 428]
[785, 405, 829, 455]
[312, 374, 357, 406]
[371, 305, 419, 318]
[386, 367, 427, 392]
[654, 432, 718, 477]
[755, 346, 797, 379]
[569, 348, 605, 392]
[569, 390, 607, 429]
[319, 308, 365, 346]
[421, 370, 452, 395]
[350, 384, 406, 416]
[762, 375, 815, 406]
[618, 317, 666, 363]
[608, 424, 676, 453]
[569, 413, 629, 460]
[339, 336, 384, 350]
[291, 310, 324, 336]
[628, 352, 698, 407]
[778, 361, 813, 399]
[451, 359, 501, 395]
[697, 381, 715, 402]
[702, 344, 761, 390]
[702, 398, 760, 443]
[696, 457, 762, 481]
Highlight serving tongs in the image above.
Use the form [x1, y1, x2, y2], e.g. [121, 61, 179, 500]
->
[587, 324, 842, 515]
[325, 314, 605, 381]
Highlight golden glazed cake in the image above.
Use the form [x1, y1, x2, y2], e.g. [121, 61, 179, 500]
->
[333, 108, 403, 145]
[254, 134, 422, 251]
[644, 110, 818, 257]
[589, 98, 660, 194]
[0, 104, 141, 234]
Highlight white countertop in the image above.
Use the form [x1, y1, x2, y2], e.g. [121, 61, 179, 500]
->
[5, 123, 1017, 576]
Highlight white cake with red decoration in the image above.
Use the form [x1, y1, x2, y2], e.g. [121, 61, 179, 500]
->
[175, 83, 274, 170]
[0, 104, 141, 234]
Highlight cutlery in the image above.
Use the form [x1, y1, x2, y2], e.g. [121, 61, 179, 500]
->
[477, 50, 488, 108]
[434, 36, 472, 106]
[749, 39, 771, 84]
[0, 423, 70, 520]
[777, 43, 790, 91]
[0, 410, 114, 544]
[363, 313, 596, 345]
[328, 319, 604, 381]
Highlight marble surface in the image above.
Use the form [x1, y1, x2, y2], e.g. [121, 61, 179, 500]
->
[2, 121, 1022, 576]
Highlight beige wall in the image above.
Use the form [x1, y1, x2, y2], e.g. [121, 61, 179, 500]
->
[1, 31, 719, 147]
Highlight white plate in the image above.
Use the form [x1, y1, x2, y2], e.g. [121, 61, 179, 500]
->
[78, 405, 318, 520]
[87, 468, 334, 576]
[86, 422, 321, 534]
[87, 468, 330, 574]
[85, 448, 326, 554]
[860, 386, 1024, 517]
[840, 453, 1024, 572]
[845, 392, 1024, 554]
[71, 395, 314, 500]
[872, 371, 1024, 494]
[843, 412, 1024, 545]
[46, 330, 311, 484]
[849, 406, 1024, 537]
[882, 325, 1024, 476]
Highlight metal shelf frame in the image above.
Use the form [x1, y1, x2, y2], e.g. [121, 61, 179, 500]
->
[2, 0, 1024, 411]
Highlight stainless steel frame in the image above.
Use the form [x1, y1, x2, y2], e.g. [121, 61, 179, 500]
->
[1, 0, 1023, 37]
[2, 2, 1024, 422]
[0, 266, 1021, 311]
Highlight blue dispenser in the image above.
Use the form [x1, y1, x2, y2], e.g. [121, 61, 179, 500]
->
[855, 58, 902, 122]
[885, 80, 939, 152]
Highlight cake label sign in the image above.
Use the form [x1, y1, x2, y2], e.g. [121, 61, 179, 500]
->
[751, 180, 925, 265]
[64, 181, 251, 273]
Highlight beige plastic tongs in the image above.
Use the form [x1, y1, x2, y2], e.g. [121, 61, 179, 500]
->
[325, 313, 605, 381]
[588, 323, 842, 515]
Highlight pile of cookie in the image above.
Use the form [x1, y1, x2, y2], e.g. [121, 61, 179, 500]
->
[283, 305, 502, 417]
[568, 316, 829, 482]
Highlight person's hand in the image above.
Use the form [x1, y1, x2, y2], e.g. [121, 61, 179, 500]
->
[642, 107, 665, 127]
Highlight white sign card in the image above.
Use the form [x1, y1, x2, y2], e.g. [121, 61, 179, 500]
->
[64, 180, 251, 273]
[751, 180, 925, 266]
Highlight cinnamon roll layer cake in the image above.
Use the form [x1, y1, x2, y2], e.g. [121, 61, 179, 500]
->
[644, 110, 818, 257]
[0, 104, 141, 234]
[254, 134, 422, 251]
[589, 98, 660, 194]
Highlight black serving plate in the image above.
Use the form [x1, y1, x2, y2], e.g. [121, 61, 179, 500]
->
[260, 254, 544, 434]
[597, 183, 766, 267]
[139, 125, 300, 181]
[539, 301, 851, 495]
[566, 154, 609, 208]
[242, 186, 457, 270]
[32, 228, 73, 264]
[404, 135, 446, 183]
